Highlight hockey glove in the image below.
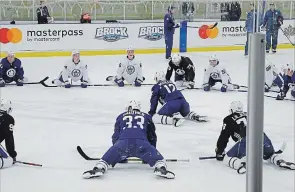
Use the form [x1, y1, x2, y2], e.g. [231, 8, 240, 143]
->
[0, 78, 5, 87]
[215, 148, 225, 161]
[81, 80, 88, 88]
[221, 84, 227, 92]
[114, 78, 124, 87]
[203, 83, 210, 91]
[64, 81, 71, 88]
[264, 83, 270, 92]
[16, 79, 24, 86]
[135, 78, 143, 87]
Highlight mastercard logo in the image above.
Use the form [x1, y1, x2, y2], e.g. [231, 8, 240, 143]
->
[198, 24, 219, 39]
[0, 28, 22, 44]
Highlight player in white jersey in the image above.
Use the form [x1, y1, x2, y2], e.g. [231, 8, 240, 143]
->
[106, 47, 143, 87]
[202, 55, 238, 92]
[264, 63, 285, 92]
[52, 50, 89, 88]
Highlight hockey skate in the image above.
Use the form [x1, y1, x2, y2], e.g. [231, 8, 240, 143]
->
[83, 167, 105, 179]
[191, 115, 208, 122]
[154, 166, 175, 179]
[173, 113, 185, 127]
[277, 160, 295, 170]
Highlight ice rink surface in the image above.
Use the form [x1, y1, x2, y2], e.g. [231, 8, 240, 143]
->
[0, 49, 294, 192]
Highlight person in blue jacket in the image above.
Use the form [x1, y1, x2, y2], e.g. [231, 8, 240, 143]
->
[263, 3, 283, 53]
[245, 3, 263, 56]
[164, 5, 179, 60]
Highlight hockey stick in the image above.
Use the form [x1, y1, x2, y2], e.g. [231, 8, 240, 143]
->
[199, 156, 216, 160]
[14, 161, 42, 167]
[5, 76, 49, 86]
[264, 95, 295, 101]
[279, 27, 295, 46]
[187, 22, 218, 29]
[77, 146, 189, 162]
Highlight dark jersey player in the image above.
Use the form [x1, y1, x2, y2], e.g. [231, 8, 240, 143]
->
[0, 99, 17, 169]
[166, 54, 195, 89]
[83, 100, 175, 179]
[215, 101, 294, 174]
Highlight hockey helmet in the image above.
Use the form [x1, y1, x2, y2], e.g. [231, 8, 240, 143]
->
[229, 101, 244, 114]
[154, 71, 166, 82]
[171, 54, 181, 65]
[0, 99, 12, 114]
[72, 50, 80, 56]
[126, 100, 141, 111]
[209, 55, 219, 66]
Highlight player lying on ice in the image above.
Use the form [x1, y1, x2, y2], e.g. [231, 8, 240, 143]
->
[202, 55, 239, 92]
[0, 99, 17, 169]
[0, 52, 25, 87]
[52, 50, 89, 88]
[215, 101, 294, 174]
[83, 100, 175, 179]
[148, 71, 208, 127]
[106, 47, 144, 87]
[166, 53, 195, 89]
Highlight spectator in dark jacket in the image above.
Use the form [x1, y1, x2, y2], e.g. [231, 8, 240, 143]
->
[80, 13, 91, 23]
[36, 0, 51, 24]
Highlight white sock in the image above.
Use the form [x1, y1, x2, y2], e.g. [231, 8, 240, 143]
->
[155, 160, 167, 169]
[95, 159, 109, 171]
[224, 155, 245, 170]
[152, 114, 174, 125]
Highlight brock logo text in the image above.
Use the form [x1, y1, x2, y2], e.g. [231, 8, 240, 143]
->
[95, 27, 128, 42]
[138, 26, 164, 41]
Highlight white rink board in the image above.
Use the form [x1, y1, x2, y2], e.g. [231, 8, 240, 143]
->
[0, 20, 294, 52]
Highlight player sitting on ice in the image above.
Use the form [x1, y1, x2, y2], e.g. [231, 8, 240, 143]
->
[166, 53, 195, 89]
[0, 99, 17, 169]
[52, 50, 89, 88]
[83, 100, 175, 179]
[264, 63, 285, 92]
[215, 101, 294, 174]
[106, 47, 143, 87]
[202, 55, 239, 92]
[148, 71, 207, 127]
[276, 63, 295, 100]
[0, 52, 25, 87]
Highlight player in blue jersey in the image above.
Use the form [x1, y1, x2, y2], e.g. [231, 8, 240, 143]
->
[148, 71, 208, 127]
[0, 52, 25, 87]
[276, 63, 295, 100]
[83, 100, 175, 179]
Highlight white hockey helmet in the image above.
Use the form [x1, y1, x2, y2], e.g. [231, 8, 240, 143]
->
[209, 55, 219, 66]
[72, 50, 80, 56]
[229, 101, 244, 114]
[171, 53, 181, 65]
[0, 99, 12, 114]
[7, 51, 15, 56]
[154, 71, 166, 82]
[126, 100, 141, 111]
[284, 63, 294, 71]
[127, 46, 134, 51]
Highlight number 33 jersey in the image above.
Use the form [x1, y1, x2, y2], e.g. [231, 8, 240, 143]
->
[216, 112, 247, 154]
[112, 110, 157, 146]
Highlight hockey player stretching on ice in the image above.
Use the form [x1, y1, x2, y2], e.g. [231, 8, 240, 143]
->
[203, 55, 239, 92]
[0, 52, 25, 87]
[106, 47, 143, 87]
[215, 101, 294, 174]
[0, 99, 17, 169]
[148, 71, 207, 127]
[52, 50, 89, 88]
[83, 100, 175, 179]
[166, 53, 195, 89]
[276, 63, 295, 100]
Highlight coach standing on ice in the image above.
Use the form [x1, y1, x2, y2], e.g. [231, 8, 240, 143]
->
[244, 3, 263, 56]
[263, 3, 283, 53]
[164, 6, 179, 60]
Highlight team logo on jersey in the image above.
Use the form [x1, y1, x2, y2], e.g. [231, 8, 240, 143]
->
[138, 26, 164, 41]
[71, 69, 81, 77]
[6, 68, 16, 78]
[210, 72, 219, 79]
[126, 65, 135, 75]
[95, 27, 128, 42]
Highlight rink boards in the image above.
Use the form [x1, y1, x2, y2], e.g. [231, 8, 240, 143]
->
[0, 20, 294, 57]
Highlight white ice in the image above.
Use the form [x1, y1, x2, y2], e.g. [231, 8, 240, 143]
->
[0, 49, 294, 192]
